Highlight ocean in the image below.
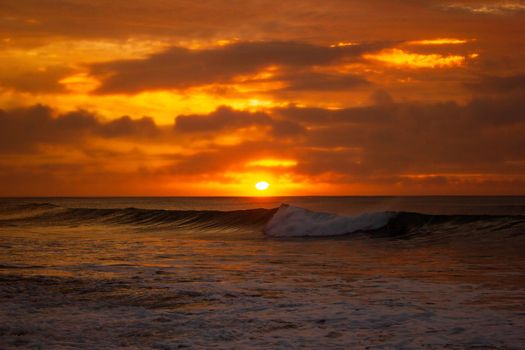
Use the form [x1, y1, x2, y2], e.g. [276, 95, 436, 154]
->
[1, 196, 524, 349]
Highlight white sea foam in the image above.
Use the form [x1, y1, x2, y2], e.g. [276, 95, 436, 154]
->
[264, 204, 393, 237]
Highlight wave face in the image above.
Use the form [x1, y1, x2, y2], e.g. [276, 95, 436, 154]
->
[264, 204, 393, 237]
[1, 202, 524, 240]
[0, 202, 276, 231]
[263, 204, 525, 239]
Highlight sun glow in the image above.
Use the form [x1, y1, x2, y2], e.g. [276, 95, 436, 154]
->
[255, 181, 270, 191]
[247, 159, 297, 168]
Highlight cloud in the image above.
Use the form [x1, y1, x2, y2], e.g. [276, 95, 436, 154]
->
[174, 106, 272, 133]
[444, 2, 525, 15]
[174, 105, 305, 137]
[90, 41, 382, 94]
[275, 103, 393, 125]
[406, 38, 470, 45]
[99, 115, 159, 138]
[0, 66, 72, 93]
[466, 73, 525, 93]
[276, 71, 369, 91]
[364, 48, 472, 68]
[0, 105, 161, 153]
[294, 95, 525, 178]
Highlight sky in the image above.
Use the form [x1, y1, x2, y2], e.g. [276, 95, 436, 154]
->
[1, 0, 525, 196]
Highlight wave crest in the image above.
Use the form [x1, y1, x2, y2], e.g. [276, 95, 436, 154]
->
[264, 204, 393, 237]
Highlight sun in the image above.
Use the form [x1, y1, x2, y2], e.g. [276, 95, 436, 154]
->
[255, 181, 270, 191]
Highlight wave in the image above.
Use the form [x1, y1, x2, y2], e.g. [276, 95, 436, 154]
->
[264, 204, 393, 237]
[264, 204, 525, 239]
[0, 202, 276, 231]
[1, 202, 524, 239]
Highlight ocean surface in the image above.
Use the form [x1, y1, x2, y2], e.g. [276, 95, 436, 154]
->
[0, 196, 524, 349]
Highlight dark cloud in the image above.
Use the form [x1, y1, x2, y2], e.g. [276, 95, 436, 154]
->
[0, 105, 161, 153]
[294, 95, 525, 177]
[277, 71, 369, 91]
[175, 106, 272, 133]
[275, 104, 393, 125]
[468, 94, 525, 124]
[0, 66, 71, 93]
[99, 116, 159, 138]
[466, 74, 525, 93]
[91, 41, 381, 94]
[174, 105, 305, 137]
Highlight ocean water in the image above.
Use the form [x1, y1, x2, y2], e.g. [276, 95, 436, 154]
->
[0, 196, 524, 349]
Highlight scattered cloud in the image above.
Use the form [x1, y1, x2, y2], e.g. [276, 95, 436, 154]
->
[444, 2, 525, 14]
[90, 41, 384, 94]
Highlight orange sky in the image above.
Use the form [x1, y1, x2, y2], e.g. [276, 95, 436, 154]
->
[1, 0, 525, 196]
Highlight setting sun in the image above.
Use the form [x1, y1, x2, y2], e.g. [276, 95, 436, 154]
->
[255, 181, 270, 191]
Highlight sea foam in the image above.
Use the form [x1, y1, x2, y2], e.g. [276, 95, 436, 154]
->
[263, 204, 393, 237]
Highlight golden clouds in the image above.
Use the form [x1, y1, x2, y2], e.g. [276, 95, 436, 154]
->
[0, 36, 482, 126]
[364, 49, 475, 68]
[59, 73, 100, 93]
[330, 42, 358, 48]
[407, 38, 470, 45]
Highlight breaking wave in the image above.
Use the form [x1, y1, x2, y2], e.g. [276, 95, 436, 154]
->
[264, 204, 525, 240]
[1, 202, 524, 239]
[264, 204, 393, 237]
